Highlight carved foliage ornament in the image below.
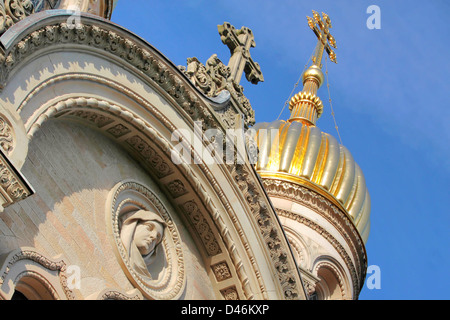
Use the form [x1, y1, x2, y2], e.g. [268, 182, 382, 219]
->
[0, 0, 34, 36]
[228, 164, 300, 300]
[183, 54, 256, 128]
[0, 148, 32, 209]
[0, 1, 13, 35]
[185, 55, 230, 98]
[107, 180, 186, 300]
[5, 0, 33, 22]
[0, 114, 13, 154]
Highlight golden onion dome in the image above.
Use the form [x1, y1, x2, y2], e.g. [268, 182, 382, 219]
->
[253, 10, 371, 244]
[253, 120, 371, 244]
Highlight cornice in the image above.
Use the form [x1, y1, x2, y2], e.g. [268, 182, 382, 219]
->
[0, 11, 234, 133]
[262, 177, 367, 296]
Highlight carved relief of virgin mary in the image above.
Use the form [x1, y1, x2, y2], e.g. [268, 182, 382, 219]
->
[119, 210, 167, 281]
[108, 181, 186, 299]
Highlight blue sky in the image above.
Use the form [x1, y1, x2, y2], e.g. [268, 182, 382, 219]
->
[111, 0, 449, 300]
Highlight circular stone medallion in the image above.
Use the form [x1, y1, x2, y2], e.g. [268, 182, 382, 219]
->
[106, 180, 186, 300]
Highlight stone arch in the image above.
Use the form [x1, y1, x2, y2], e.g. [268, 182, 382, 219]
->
[312, 256, 351, 300]
[22, 93, 263, 300]
[0, 247, 74, 300]
[0, 11, 305, 300]
[282, 225, 311, 270]
[1, 29, 262, 300]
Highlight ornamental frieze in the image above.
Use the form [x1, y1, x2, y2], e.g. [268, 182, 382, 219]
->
[0, 147, 33, 210]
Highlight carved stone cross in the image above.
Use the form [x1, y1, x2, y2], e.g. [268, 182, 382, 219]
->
[218, 22, 264, 86]
[307, 10, 337, 67]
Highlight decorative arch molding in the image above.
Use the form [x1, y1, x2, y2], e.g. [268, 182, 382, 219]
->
[264, 178, 367, 293]
[277, 208, 360, 299]
[0, 247, 75, 300]
[312, 256, 351, 300]
[26, 95, 260, 300]
[0, 11, 305, 300]
[282, 225, 311, 270]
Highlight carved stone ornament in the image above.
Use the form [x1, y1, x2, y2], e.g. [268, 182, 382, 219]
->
[0, 146, 33, 210]
[96, 288, 143, 300]
[0, 247, 75, 300]
[0, 114, 14, 154]
[0, 1, 14, 36]
[228, 164, 300, 300]
[211, 261, 232, 282]
[0, 1, 115, 39]
[183, 54, 256, 128]
[1, 16, 303, 300]
[263, 178, 367, 296]
[0, 0, 34, 37]
[220, 286, 239, 300]
[106, 180, 186, 300]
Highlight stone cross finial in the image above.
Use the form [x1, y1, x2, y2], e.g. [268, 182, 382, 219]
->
[307, 10, 337, 66]
[218, 22, 264, 86]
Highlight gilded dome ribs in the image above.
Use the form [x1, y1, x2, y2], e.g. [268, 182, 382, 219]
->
[254, 120, 371, 240]
[311, 133, 328, 185]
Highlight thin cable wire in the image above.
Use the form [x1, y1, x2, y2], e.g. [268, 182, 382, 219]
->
[276, 48, 315, 120]
[325, 55, 343, 145]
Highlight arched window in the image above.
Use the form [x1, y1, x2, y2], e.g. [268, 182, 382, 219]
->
[11, 273, 57, 300]
[0, 248, 74, 300]
[11, 290, 28, 300]
[312, 259, 350, 300]
[315, 267, 341, 300]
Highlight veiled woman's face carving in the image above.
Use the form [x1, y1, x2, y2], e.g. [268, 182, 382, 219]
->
[110, 182, 186, 299]
[134, 221, 164, 256]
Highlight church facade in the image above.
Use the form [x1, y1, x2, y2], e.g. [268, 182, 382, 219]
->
[0, 1, 370, 300]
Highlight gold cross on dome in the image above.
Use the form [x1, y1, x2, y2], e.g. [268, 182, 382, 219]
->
[307, 10, 337, 67]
